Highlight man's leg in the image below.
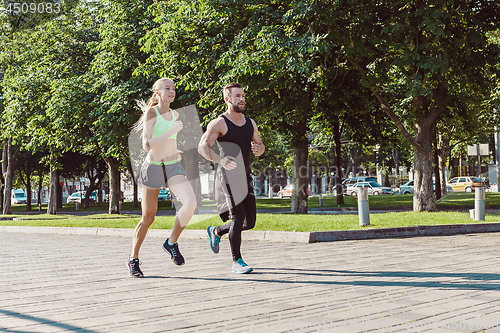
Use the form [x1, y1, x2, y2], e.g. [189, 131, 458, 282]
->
[216, 201, 245, 262]
[242, 188, 256, 231]
[215, 202, 252, 273]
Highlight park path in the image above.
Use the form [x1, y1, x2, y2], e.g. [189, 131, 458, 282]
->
[2, 230, 500, 332]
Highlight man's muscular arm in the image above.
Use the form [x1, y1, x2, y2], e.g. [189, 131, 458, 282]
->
[250, 119, 265, 156]
[198, 119, 237, 170]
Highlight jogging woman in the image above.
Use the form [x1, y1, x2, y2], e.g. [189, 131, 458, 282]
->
[127, 78, 196, 278]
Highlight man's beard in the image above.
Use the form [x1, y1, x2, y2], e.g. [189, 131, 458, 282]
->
[231, 102, 245, 113]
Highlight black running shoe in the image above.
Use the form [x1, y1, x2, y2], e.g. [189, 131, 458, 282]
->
[127, 258, 144, 278]
[162, 239, 185, 266]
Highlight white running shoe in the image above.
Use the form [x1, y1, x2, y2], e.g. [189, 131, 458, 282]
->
[231, 258, 253, 274]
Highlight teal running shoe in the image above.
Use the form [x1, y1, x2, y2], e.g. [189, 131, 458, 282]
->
[207, 226, 221, 254]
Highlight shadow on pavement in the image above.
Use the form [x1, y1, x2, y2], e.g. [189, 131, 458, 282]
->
[0, 309, 98, 333]
[167, 267, 500, 291]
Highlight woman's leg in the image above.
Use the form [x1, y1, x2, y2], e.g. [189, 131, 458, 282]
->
[167, 175, 197, 243]
[131, 187, 160, 259]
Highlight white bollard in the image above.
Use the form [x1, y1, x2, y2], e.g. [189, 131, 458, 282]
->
[474, 187, 485, 221]
[357, 187, 370, 226]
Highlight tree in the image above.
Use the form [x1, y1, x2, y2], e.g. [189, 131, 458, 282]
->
[142, 1, 341, 213]
[89, 0, 156, 213]
[1, 0, 96, 214]
[335, 0, 500, 211]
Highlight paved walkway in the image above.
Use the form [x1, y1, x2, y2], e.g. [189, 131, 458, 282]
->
[2, 231, 500, 332]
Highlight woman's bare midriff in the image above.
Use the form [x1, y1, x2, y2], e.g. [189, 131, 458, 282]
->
[148, 139, 178, 163]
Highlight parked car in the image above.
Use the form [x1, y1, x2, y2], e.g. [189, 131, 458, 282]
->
[67, 191, 87, 203]
[438, 183, 454, 194]
[158, 189, 170, 201]
[399, 180, 414, 194]
[346, 181, 393, 196]
[11, 189, 27, 204]
[341, 177, 377, 194]
[67, 190, 105, 204]
[277, 185, 311, 198]
[447, 177, 481, 192]
[399, 180, 453, 194]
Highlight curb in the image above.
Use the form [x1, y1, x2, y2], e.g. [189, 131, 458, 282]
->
[2, 223, 500, 243]
[308, 223, 500, 242]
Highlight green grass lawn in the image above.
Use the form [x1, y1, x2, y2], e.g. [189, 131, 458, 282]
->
[3, 192, 499, 232]
[2, 211, 499, 232]
[10, 191, 500, 213]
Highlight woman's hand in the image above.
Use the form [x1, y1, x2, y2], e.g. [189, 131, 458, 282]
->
[172, 120, 183, 134]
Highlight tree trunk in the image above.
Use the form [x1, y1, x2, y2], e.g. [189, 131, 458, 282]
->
[433, 145, 441, 200]
[437, 134, 448, 196]
[392, 148, 400, 185]
[98, 180, 104, 204]
[126, 159, 139, 208]
[291, 119, 309, 214]
[459, 151, 463, 176]
[47, 154, 57, 215]
[0, 174, 4, 212]
[291, 121, 308, 214]
[332, 120, 344, 204]
[182, 104, 201, 211]
[3, 139, 18, 215]
[291, 141, 309, 214]
[413, 109, 438, 212]
[38, 173, 43, 206]
[20, 158, 33, 211]
[26, 181, 32, 211]
[133, 181, 138, 208]
[0, 163, 4, 212]
[413, 147, 436, 211]
[106, 156, 120, 214]
[57, 171, 63, 209]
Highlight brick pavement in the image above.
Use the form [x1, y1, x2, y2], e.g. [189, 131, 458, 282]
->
[2, 231, 500, 332]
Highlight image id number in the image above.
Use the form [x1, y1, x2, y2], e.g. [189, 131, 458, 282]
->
[5, 2, 61, 14]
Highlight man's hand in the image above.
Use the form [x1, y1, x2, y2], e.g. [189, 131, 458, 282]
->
[177, 150, 183, 162]
[251, 141, 263, 156]
[219, 156, 237, 170]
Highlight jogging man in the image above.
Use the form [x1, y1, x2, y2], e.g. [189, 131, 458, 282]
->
[198, 83, 265, 274]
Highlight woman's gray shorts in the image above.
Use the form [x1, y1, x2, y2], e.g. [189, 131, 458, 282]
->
[138, 161, 185, 189]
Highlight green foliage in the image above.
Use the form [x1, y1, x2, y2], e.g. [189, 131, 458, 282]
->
[1, 0, 499, 214]
[88, 0, 155, 162]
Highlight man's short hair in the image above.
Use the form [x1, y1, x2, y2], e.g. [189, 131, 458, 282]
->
[223, 82, 243, 100]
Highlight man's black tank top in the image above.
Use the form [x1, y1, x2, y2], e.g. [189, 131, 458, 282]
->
[216, 114, 253, 176]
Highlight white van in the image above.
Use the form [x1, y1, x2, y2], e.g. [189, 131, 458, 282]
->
[11, 189, 28, 204]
